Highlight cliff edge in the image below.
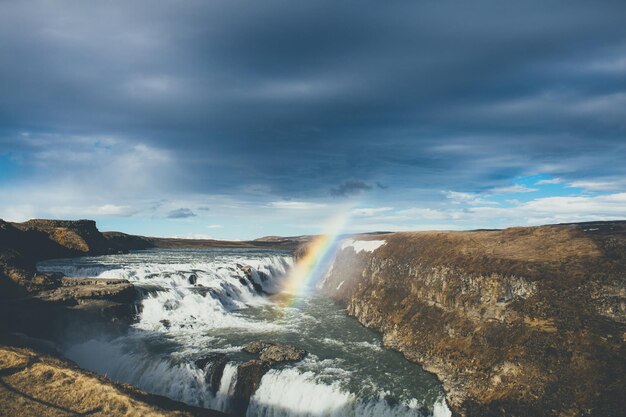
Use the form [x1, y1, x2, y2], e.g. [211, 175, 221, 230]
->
[317, 221, 626, 417]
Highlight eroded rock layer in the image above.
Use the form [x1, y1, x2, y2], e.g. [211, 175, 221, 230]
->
[317, 221, 626, 417]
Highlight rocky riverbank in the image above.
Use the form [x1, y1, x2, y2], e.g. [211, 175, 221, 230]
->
[0, 219, 141, 337]
[0, 219, 229, 416]
[316, 221, 626, 417]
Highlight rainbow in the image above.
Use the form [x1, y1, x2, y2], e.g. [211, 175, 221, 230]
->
[279, 205, 353, 302]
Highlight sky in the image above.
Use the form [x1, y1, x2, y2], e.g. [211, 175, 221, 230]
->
[0, 0, 625, 240]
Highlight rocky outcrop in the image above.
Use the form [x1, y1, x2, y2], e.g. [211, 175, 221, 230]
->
[0, 277, 139, 341]
[193, 342, 307, 416]
[231, 341, 307, 416]
[243, 341, 307, 363]
[0, 344, 227, 417]
[7, 219, 124, 258]
[196, 353, 230, 393]
[0, 218, 133, 296]
[0, 219, 232, 416]
[318, 221, 626, 417]
[232, 359, 271, 415]
[0, 219, 143, 357]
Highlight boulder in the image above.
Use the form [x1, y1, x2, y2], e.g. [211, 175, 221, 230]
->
[243, 341, 307, 363]
[188, 273, 198, 285]
[259, 344, 306, 363]
[242, 341, 274, 354]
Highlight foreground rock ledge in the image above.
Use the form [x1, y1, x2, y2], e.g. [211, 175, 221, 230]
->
[0, 344, 227, 417]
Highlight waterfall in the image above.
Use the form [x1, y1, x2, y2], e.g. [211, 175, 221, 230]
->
[40, 249, 447, 417]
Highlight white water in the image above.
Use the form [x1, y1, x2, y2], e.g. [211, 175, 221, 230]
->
[248, 368, 449, 417]
[39, 248, 450, 417]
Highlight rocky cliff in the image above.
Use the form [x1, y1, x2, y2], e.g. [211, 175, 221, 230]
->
[317, 221, 626, 417]
[0, 219, 129, 296]
[0, 219, 230, 416]
[7, 219, 126, 258]
[0, 219, 145, 381]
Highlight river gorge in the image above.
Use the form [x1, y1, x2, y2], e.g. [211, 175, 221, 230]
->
[37, 248, 451, 417]
[1, 219, 624, 417]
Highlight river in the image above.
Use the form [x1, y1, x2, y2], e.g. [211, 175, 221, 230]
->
[38, 248, 450, 417]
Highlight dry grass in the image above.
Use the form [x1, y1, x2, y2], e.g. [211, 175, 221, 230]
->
[52, 228, 90, 253]
[0, 345, 224, 417]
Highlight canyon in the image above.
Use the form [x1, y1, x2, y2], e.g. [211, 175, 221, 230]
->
[1, 218, 625, 416]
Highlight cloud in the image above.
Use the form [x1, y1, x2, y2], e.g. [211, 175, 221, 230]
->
[1, 1, 625, 200]
[206, 224, 223, 229]
[444, 191, 496, 206]
[396, 208, 451, 220]
[536, 178, 563, 185]
[350, 192, 626, 233]
[352, 207, 394, 217]
[520, 193, 626, 216]
[167, 208, 196, 219]
[489, 185, 538, 194]
[330, 181, 372, 197]
[0, 1, 624, 236]
[457, 193, 626, 226]
[268, 201, 327, 210]
[567, 180, 626, 192]
[169, 233, 216, 240]
[85, 204, 137, 216]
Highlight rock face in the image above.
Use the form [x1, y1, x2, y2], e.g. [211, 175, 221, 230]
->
[0, 218, 133, 294]
[317, 222, 626, 417]
[232, 359, 271, 415]
[7, 219, 124, 258]
[0, 344, 227, 417]
[232, 341, 307, 416]
[196, 353, 229, 393]
[243, 341, 307, 363]
[0, 219, 141, 337]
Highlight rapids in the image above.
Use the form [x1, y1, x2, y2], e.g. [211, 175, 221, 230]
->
[38, 248, 451, 417]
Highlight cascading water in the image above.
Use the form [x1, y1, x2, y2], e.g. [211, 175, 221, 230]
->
[38, 248, 451, 417]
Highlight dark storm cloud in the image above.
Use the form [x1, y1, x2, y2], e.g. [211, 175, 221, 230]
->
[167, 208, 196, 219]
[330, 181, 373, 197]
[1, 0, 625, 199]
